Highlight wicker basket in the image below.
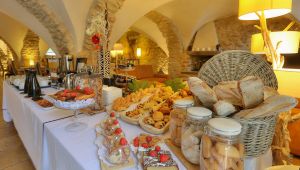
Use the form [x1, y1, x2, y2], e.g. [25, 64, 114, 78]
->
[198, 50, 279, 157]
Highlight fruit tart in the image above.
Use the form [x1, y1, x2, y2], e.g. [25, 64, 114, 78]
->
[132, 134, 162, 149]
[50, 87, 95, 101]
[142, 149, 178, 170]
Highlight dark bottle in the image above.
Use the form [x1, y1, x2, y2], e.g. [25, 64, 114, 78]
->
[31, 70, 42, 100]
[26, 70, 34, 98]
[23, 69, 30, 94]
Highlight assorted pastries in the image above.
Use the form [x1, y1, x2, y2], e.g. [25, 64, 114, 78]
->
[132, 134, 162, 148]
[142, 150, 178, 170]
[50, 87, 95, 101]
[112, 87, 158, 112]
[35, 99, 53, 108]
[142, 101, 173, 130]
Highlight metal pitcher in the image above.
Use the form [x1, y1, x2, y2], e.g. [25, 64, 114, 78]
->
[63, 73, 75, 89]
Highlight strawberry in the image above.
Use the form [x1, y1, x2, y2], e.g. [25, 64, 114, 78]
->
[141, 143, 149, 148]
[70, 92, 77, 97]
[113, 120, 119, 125]
[155, 146, 161, 152]
[119, 138, 127, 146]
[83, 87, 94, 95]
[159, 154, 170, 162]
[64, 89, 71, 93]
[149, 150, 157, 157]
[114, 128, 122, 135]
[110, 112, 115, 117]
[146, 136, 152, 143]
[61, 92, 67, 97]
[75, 85, 81, 90]
[133, 137, 139, 147]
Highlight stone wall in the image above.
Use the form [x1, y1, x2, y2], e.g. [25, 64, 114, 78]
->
[21, 30, 40, 67]
[118, 30, 168, 73]
[214, 14, 300, 51]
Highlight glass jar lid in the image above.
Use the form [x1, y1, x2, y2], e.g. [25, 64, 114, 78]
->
[173, 98, 194, 108]
[187, 107, 212, 120]
[208, 118, 242, 136]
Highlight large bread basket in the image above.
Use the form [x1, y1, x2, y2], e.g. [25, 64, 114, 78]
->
[198, 50, 278, 157]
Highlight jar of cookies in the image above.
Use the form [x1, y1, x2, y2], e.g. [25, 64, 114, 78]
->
[200, 118, 244, 170]
[170, 98, 194, 147]
[181, 107, 212, 164]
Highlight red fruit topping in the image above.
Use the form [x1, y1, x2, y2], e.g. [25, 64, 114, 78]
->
[141, 143, 149, 148]
[119, 138, 127, 146]
[159, 154, 170, 162]
[113, 120, 119, 125]
[110, 112, 115, 117]
[64, 89, 71, 93]
[75, 85, 81, 90]
[70, 92, 77, 97]
[155, 146, 161, 152]
[83, 87, 94, 95]
[149, 150, 157, 157]
[61, 92, 67, 97]
[146, 136, 152, 143]
[114, 128, 122, 135]
[133, 138, 139, 147]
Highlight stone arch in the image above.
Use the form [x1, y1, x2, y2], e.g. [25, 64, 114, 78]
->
[146, 11, 190, 78]
[0, 37, 19, 62]
[0, 37, 19, 69]
[15, 0, 72, 56]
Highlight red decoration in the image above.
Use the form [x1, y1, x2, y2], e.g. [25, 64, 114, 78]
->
[91, 34, 100, 45]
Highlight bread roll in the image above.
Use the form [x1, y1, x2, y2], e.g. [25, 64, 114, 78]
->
[213, 100, 237, 116]
[187, 77, 218, 108]
[213, 81, 243, 106]
[263, 86, 279, 100]
[202, 135, 212, 159]
[238, 76, 264, 109]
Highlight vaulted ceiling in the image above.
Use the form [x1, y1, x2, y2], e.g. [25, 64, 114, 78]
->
[0, 0, 299, 58]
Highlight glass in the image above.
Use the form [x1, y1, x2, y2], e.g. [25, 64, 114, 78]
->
[65, 109, 88, 132]
[200, 126, 244, 170]
[169, 99, 194, 147]
[181, 108, 211, 164]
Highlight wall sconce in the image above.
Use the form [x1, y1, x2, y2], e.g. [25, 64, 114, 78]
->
[136, 48, 142, 58]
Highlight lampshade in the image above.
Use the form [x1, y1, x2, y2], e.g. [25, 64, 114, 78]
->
[29, 59, 34, 66]
[251, 31, 300, 54]
[238, 0, 292, 20]
[45, 48, 56, 56]
[136, 48, 141, 57]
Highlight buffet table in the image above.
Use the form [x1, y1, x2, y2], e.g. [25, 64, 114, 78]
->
[2, 81, 74, 170]
[2, 81, 273, 170]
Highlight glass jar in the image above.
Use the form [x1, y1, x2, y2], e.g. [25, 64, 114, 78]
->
[170, 98, 194, 147]
[106, 138, 131, 165]
[181, 107, 212, 164]
[200, 118, 244, 170]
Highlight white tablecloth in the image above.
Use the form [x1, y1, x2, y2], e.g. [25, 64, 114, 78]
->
[43, 112, 272, 170]
[2, 81, 74, 170]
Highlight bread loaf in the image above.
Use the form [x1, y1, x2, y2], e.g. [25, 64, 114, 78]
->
[213, 100, 237, 117]
[188, 77, 218, 108]
[238, 76, 264, 109]
[213, 81, 243, 106]
[234, 95, 298, 119]
[263, 86, 279, 100]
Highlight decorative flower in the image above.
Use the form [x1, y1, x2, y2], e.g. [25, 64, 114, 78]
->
[92, 34, 100, 45]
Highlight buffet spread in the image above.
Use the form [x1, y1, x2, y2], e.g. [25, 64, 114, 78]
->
[5, 68, 298, 169]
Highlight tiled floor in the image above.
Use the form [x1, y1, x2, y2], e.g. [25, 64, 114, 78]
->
[0, 79, 35, 170]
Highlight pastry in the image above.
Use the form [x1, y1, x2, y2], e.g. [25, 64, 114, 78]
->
[154, 121, 165, 129]
[142, 150, 178, 170]
[152, 111, 164, 121]
[132, 134, 161, 148]
[144, 117, 155, 125]
[36, 99, 53, 108]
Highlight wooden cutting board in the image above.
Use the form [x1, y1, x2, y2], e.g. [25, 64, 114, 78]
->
[165, 138, 199, 170]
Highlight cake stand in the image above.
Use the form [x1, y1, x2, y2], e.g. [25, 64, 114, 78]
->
[45, 96, 95, 132]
